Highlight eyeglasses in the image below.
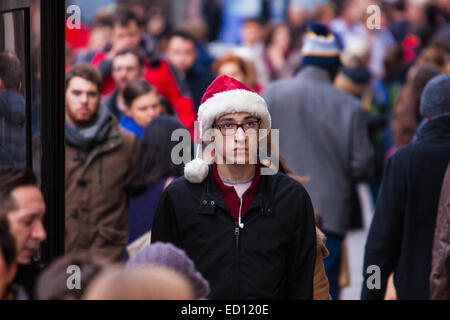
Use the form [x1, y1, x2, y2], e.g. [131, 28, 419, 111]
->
[213, 120, 261, 136]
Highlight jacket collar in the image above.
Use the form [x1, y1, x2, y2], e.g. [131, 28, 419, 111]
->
[199, 163, 273, 217]
[212, 162, 261, 197]
[418, 115, 450, 140]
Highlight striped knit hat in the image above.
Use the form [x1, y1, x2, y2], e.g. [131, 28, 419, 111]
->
[301, 23, 341, 69]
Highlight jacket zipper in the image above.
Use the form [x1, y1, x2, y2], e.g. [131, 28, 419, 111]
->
[234, 197, 244, 299]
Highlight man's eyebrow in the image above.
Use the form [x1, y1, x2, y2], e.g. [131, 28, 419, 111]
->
[217, 118, 235, 122]
[20, 212, 43, 220]
[218, 116, 258, 122]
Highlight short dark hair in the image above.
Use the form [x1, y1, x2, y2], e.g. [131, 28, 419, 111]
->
[0, 166, 38, 217]
[123, 78, 157, 108]
[65, 64, 102, 93]
[113, 47, 145, 68]
[0, 217, 16, 268]
[167, 30, 197, 46]
[264, 23, 294, 51]
[158, 95, 174, 116]
[112, 7, 142, 28]
[0, 51, 22, 91]
[125, 116, 186, 196]
[242, 17, 265, 26]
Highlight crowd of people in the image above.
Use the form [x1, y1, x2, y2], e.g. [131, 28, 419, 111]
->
[1, 0, 450, 300]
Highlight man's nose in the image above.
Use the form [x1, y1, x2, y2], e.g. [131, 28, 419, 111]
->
[235, 127, 246, 141]
[32, 221, 47, 242]
[80, 93, 89, 104]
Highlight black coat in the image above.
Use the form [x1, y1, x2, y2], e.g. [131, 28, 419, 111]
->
[151, 164, 317, 300]
[362, 115, 450, 300]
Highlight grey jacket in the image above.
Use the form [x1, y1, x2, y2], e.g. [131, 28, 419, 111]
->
[262, 65, 374, 235]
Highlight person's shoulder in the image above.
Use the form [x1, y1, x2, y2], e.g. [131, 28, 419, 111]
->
[118, 124, 138, 147]
[384, 145, 413, 172]
[263, 77, 297, 93]
[267, 168, 309, 198]
[327, 86, 362, 111]
[162, 175, 203, 198]
[72, 49, 100, 64]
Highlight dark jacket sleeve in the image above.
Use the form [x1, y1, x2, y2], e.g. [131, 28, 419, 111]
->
[151, 188, 180, 246]
[350, 107, 374, 182]
[361, 154, 406, 299]
[286, 188, 317, 299]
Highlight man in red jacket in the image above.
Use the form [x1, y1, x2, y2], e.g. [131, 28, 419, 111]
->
[73, 8, 196, 134]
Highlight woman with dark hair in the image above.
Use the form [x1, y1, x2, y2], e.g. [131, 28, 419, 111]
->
[120, 78, 165, 139]
[262, 23, 301, 81]
[125, 115, 187, 258]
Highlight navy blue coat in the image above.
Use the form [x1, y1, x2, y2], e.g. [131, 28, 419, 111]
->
[362, 115, 450, 299]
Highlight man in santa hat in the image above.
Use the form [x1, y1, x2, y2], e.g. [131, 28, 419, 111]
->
[151, 75, 317, 299]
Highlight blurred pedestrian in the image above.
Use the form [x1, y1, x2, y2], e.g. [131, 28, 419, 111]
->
[390, 63, 441, 150]
[125, 116, 186, 256]
[102, 47, 145, 121]
[164, 30, 214, 111]
[73, 7, 196, 134]
[121, 79, 163, 139]
[212, 53, 259, 91]
[127, 242, 210, 299]
[35, 253, 104, 300]
[82, 265, 194, 300]
[65, 64, 137, 262]
[262, 23, 301, 81]
[0, 51, 26, 167]
[362, 74, 450, 300]
[0, 167, 46, 300]
[262, 23, 374, 300]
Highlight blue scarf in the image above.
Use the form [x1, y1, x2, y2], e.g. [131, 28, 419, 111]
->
[120, 116, 144, 139]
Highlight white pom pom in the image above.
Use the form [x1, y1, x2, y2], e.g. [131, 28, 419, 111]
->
[184, 158, 209, 184]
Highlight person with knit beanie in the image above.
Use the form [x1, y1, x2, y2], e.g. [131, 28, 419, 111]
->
[151, 74, 317, 299]
[262, 23, 374, 300]
[126, 242, 210, 300]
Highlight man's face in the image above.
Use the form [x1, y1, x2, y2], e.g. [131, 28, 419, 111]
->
[241, 22, 264, 46]
[112, 21, 142, 51]
[112, 54, 142, 91]
[6, 186, 46, 264]
[213, 112, 260, 165]
[65, 77, 100, 128]
[126, 90, 162, 128]
[165, 37, 197, 73]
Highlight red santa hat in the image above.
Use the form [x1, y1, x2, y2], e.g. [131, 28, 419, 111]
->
[184, 75, 271, 184]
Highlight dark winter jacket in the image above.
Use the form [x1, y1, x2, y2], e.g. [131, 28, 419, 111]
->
[151, 164, 317, 300]
[362, 115, 450, 300]
[0, 90, 26, 167]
